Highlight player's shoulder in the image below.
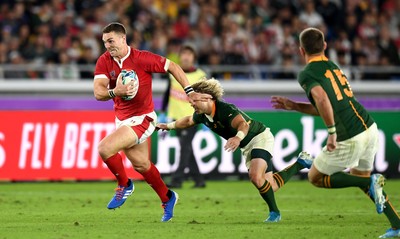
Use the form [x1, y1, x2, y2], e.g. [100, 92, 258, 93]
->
[97, 51, 112, 63]
[298, 67, 311, 82]
[131, 48, 165, 62]
[131, 48, 157, 58]
[216, 100, 239, 113]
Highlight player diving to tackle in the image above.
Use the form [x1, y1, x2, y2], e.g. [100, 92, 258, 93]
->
[271, 27, 400, 238]
[156, 78, 313, 222]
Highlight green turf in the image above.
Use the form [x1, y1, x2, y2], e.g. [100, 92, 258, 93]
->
[1, 179, 399, 239]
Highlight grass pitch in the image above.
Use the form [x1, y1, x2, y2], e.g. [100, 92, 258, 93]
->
[1, 179, 399, 239]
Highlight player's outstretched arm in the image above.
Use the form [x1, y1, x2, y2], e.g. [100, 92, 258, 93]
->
[156, 115, 196, 131]
[167, 61, 212, 103]
[271, 96, 319, 116]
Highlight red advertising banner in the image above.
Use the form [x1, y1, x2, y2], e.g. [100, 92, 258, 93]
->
[0, 111, 143, 181]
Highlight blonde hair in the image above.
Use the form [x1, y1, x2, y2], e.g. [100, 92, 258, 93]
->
[192, 78, 224, 100]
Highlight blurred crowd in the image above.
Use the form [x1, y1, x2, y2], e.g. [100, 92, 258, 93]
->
[0, 0, 399, 80]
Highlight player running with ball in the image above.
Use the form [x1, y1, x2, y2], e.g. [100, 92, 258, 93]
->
[271, 27, 400, 238]
[93, 22, 210, 222]
[157, 78, 313, 222]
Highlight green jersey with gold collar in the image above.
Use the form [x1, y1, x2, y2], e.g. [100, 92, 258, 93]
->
[192, 100, 266, 148]
[298, 56, 375, 141]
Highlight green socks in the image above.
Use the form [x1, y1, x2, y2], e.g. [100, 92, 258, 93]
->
[273, 162, 305, 188]
[324, 172, 400, 229]
[258, 180, 280, 213]
[322, 172, 370, 188]
[361, 187, 400, 229]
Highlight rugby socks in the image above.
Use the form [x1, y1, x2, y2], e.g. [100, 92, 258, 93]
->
[361, 187, 400, 229]
[258, 180, 280, 213]
[104, 153, 129, 187]
[322, 172, 370, 188]
[324, 173, 400, 229]
[273, 162, 304, 188]
[140, 163, 170, 202]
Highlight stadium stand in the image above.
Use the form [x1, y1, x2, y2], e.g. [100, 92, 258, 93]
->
[0, 0, 399, 81]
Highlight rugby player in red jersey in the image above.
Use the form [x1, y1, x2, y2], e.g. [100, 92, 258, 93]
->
[93, 22, 210, 222]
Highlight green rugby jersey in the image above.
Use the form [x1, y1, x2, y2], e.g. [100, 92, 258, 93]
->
[192, 100, 266, 148]
[298, 56, 374, 141]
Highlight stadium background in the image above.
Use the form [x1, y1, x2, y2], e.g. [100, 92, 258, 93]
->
[0, 0, 399, 181]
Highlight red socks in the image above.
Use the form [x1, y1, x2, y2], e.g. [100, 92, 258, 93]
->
[105, 155, 169, 202]
[141, 163, 169, 202]
[104, 153, 129, 187]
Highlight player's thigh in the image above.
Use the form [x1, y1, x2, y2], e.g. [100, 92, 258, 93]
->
[353, 123, 379, 172]
[123, 140, 150, 173]
[98, 125, 137, 157]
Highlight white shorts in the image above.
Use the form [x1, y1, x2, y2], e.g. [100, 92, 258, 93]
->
[241, 128, 274, 169]
[115, 111, 157, 144]
[314, 123, 379, 175]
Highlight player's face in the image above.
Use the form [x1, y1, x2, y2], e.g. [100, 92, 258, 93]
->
[191, 99, 212, 114]
[102, 32, 126, 58]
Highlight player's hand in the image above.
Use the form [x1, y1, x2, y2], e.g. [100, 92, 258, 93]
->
[271, 96, 296, 110]
[114, 73, 137, 97]
[155, 123, 169, 131]
[188, 92, 212, 104]
[224, 137, 241, 152]
[327, 133, 337, 152]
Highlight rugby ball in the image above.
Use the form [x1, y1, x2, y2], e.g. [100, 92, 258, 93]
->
[121, 69, 139, 100]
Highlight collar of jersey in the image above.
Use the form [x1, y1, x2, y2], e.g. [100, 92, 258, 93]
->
[205, 101, 216, 122]
[308, 55, 328, 63]
[113, 46, 131, 68]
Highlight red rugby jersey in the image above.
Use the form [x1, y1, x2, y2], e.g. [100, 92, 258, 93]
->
[94, 47, 169, 120]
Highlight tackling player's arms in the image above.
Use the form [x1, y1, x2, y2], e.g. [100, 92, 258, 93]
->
[156, 115, 196, 131]
[175, 115, 196, 129]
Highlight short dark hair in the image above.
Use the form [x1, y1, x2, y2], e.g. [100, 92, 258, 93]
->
[180, 44, 197, 58]
[299, 28, 325, 55]
[102, 22, 126, 35]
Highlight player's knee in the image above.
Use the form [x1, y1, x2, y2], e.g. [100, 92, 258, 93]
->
[308, 173, 322, 187]
[249, 171, 265, 188]
[133, 160, 150, 173]
[98, 140, 113, 160]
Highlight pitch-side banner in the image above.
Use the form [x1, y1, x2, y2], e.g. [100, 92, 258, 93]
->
[0, 111, 399, 181]
[153, 111, 400, 178]
[0, 111, 144, 181]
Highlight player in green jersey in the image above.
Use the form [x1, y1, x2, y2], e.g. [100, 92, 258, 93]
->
[157, 78, 313, 223]
[271, 27, 400, 238]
